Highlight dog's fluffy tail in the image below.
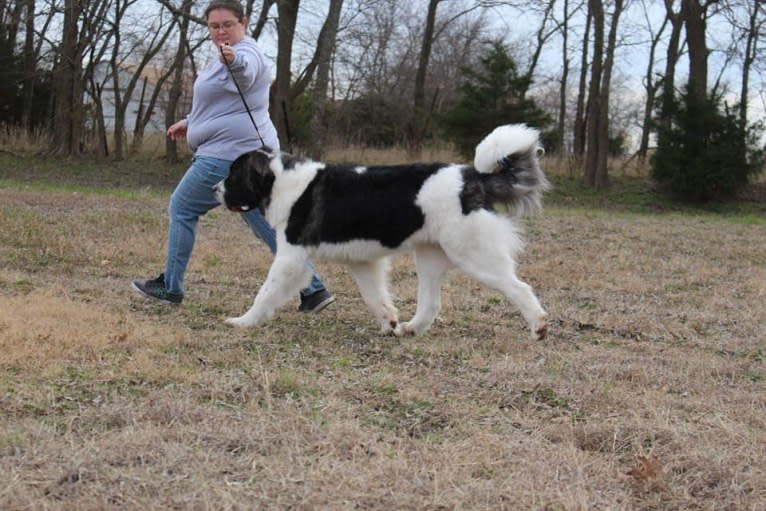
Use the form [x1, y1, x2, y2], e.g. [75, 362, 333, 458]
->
[472, 124, 551, 216]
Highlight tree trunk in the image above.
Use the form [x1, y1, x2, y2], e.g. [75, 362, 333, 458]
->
[130, 77, 149, 153]
[50, 0, 85, 156]
[21, 0, 35, 131]
[408, 0, 441, 155]
[638, 4, 668, 161]
[252, 0, 276, 40]
[573, 3, 591, 160]
[593, 0, 624, 189]
[521, 0, 557, 101]
[307, 0, 344, 159]
[584, 0, 604, 187]
[557, 0, 570, 155]
[739, 0, 761, 125]
[272, 0, 300, 151]
[166, 0, 192, 163]
[110, 6, 125, 160]
[90, 80, 109, 158]
[660, 0, 683, 131]
[683, 0, 708, 101]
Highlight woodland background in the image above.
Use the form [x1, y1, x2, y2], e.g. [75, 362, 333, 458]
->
[1, 0, 765, 198]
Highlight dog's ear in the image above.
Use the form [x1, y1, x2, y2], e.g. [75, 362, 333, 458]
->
[248, 146, 276, 178]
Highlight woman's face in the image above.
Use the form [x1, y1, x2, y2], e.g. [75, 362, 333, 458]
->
[206, 8, 247, 47]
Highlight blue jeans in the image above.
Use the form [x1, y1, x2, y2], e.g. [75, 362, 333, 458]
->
[164, 155, 326, 296]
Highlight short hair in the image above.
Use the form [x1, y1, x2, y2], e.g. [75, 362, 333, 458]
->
[204, 0, 245, 20]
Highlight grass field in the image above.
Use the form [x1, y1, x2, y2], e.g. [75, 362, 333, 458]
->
[1, 152, 765, 510]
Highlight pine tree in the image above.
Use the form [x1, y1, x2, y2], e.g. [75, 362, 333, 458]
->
[651, 88, 764, 203]
[442, 40, 550, 158]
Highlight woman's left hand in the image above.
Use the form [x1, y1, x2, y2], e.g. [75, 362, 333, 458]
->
[219, 43, 236, 65]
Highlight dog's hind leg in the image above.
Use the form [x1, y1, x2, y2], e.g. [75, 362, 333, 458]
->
[398, 245, 452, 336]
[457, 260, 547, 339]
[443, 240, 547, 340]
[348, 258, 399, 334]
[225, 251, 312, 328]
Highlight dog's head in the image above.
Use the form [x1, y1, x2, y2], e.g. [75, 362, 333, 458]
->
[215, 147, 277, 213]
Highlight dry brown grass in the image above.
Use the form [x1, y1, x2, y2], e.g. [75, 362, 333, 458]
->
[324, 144, 461, 166]
[1, 177, 765, 510]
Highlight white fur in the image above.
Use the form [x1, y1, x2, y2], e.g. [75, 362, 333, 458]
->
[474, 124, 540, 174]
[266, 160, 325, 228]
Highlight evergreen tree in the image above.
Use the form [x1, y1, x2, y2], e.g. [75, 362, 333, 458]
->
[442, 40, 550, 158]
[651, 87, 764, 203]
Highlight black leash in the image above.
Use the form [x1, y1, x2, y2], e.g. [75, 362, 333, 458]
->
[219, 44, 266, 148]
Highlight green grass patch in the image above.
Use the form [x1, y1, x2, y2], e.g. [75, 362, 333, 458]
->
[547, 174, 766, 220]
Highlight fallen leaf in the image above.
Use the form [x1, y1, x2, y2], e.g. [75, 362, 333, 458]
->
[626, 455, 663, 481]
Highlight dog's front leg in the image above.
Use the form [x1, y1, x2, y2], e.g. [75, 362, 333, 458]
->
[348, 259, 399, 334]
[399, 245, 452, 336]
[225, 251, 312, 328]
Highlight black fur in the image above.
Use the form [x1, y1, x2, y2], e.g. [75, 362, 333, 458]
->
[286, 163, 445, 248]
[460, 149, 542, 215]
[223, 146, 544, 246]
[223, 150, 275, 213]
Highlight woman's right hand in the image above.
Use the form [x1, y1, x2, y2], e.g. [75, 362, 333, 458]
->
[167, 119, 188, 140]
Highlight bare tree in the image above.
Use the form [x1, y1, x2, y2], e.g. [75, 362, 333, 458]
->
[271, 0, 299, 149]
[165, 0, 194, 163]
[251, 0, 275, 40]
[407, 0, 442, 154]
[271, 0, 382, 151]
[49, 0, 83, 155]
[683, 0, 710, 101]
[659, 0, 684, 132]
[584, 0, 625, 189]
[20, 0, 55, 129]
[306, 0, 344, 159]
[108, 1, 176, 159]
[573, 2, 591, 159]
[594, 0, 625, 185]
[557, 0, 572, 154]
[583, 0, 603, 184]
[408, 0, 489, 153]
[1, 0, 23, 48]
[520, 0, 560, 99]
[131, 4, 209, 154]
[637, 0, 669, 161]
[21, 0, 35, 130]
[48, 0, 126, 156]
[50, 0, 110, 156]
[734, 0, 764, 124]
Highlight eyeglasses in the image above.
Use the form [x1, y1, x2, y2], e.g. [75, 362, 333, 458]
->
[207, 20, 239, 31]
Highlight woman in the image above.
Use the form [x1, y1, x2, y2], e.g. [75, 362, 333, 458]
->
[132, 0, 335, 313]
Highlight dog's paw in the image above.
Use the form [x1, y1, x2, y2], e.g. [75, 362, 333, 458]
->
[394, 321, 419, 337]
[225, 316, 251, 328]
[530, 314, 548, 341]
[380, 319, 399, 336]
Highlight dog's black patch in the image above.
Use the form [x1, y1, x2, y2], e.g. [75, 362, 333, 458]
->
[224, 151, 275, 213]
[285, 163, 445, 248]
[459, 152, 537, 214]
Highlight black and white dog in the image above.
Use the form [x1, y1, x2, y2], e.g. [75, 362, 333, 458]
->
[214, 124, 550, 339]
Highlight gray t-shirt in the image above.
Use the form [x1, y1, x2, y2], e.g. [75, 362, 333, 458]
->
[186, 37, 279, 159]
